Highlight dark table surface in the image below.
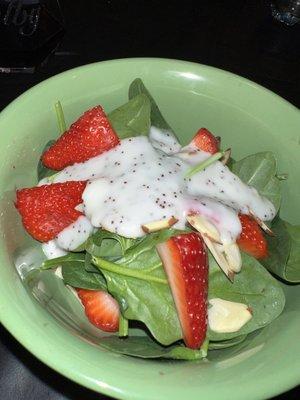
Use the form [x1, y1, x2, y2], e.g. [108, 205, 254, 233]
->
[0, 0, 299, 399]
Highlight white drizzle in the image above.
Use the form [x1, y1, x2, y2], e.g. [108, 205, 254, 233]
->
[43, 128, 275, 248]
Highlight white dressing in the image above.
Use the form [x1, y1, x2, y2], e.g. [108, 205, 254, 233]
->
[46, 128, 275, 247]
[55, 215, 94, 251]
[42, 240, 67, 259]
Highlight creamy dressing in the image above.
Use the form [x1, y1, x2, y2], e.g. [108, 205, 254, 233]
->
[41, 128, 275, 251]
[149, 126, 181, 154]
[42, 240, 67, 259]
[56, 216, 94, 251]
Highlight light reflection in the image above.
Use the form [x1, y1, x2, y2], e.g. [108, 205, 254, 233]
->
[216, 344, 265, 369]
[173, 71, 205, 81]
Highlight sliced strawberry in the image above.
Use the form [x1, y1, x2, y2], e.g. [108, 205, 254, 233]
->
[15, 181, 86, 242]
[42, 106, 120, 170]
[237, 214, 268, 259]
[76, 289, 119, 332]
[156, 232, 208, 349]
[191, 128, 219, 154]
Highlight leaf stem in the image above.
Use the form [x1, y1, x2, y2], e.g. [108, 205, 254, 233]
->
[143, 262, 162, 273]
[185, 151, 225, 178]
[92, 256, 168, 285]
[55, 101, 66, 133]
[118, 314, 129, 337]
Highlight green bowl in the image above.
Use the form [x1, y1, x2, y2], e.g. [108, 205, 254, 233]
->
[0, 58, 299, 400]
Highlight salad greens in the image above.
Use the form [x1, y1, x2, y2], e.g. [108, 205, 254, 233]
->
[208, 253, 285, 341]
[129, 78, 177, 135]
[98, 336, 208, 360]
[261, 217, 300, 283]
[232, 151, 282, 213]
[36, 77, 299, 360]
[37, 140, 56, 181]
[108, 93, 151, 139]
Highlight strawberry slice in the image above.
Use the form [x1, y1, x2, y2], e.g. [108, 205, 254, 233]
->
[76, 289, 119, 332]
[237, 214, 268, 259]
[42, 106, 120, 170]
[15, 181, 86, 242]
[156, 232, 208, 349]
[191, 127, 219, 154]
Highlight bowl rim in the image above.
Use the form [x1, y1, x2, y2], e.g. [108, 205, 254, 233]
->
[0, 57, 299, 400]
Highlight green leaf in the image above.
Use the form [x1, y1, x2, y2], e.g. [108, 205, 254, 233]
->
[108, 94, 151, 139]
[208, 334, 248, 350]
[185, 151, 225, 178]
[37, 101, 66, 181]
[55, 101, 66, 133]
[260, 217, 300, 283]
[208, 253, 285, 341]
[37, 140, 56, 181]
[91, 229, 186, 346]
[99, 336, 208, 360]
[86, 229, 137, 260]
[90, 228, 284, 345]
[232, 152, 282, 212]
[129, 78, 178, 138]
[118, 314, 129, 338]
[41, 253, 107, 290]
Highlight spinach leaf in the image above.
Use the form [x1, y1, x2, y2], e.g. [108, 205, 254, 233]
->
[99, 336, 208, 360]
[86, 229, 137, 260]
[260, 217, 300, 283]
[42, 253, 106, 290]
[232, 152, 282, 213]
[108, 94, 151, 139]
[37, 140, 56, 181]
[208, 253, 285, 341]
[128, 78, 178, 138]
[91, 229, 185, 346]
[208, 334, 247, 350]
[90, 228, 284, 345]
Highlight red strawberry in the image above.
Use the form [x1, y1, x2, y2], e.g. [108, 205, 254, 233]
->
[42, 106, 120, 170]
[76, 289, 119, 332]
[156, 232, 208, 349]
[237, 214, 268, 259]
[15, 181, 86, 242]
[191, 128, 219, 154]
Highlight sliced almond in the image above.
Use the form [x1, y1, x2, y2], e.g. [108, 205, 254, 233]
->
[186, 214, 221, 243]
[203, 237, 235, 282]
[208, 298, 252, 333]
[221, 148, 231, 165]
[141, 216, 178, 233]
[223, 243, 242, 273]
[186, 214, 239, 281]
[248, 210, 274, 236]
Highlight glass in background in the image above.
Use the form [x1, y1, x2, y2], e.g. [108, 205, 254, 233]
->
[0, 0, 65, 73]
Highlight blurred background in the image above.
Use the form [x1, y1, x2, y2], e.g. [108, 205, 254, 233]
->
[0, 0, 299, 399]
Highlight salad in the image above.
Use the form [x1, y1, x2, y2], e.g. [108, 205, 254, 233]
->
[15, 78, 300, 360]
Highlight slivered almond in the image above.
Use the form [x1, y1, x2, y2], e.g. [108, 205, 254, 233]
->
[186, 214, 221, 243]
[203, 236, 235, 282]
[186, 214, 240, 281]
[248, 210, 274, 236]
[208, 298, 252, 333]
[223, 243, 242, 273]
[221, 148, 231, 165]
[141, 216, 178, 233]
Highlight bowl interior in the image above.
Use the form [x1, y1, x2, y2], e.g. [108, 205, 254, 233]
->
[0, 59, 299, 400]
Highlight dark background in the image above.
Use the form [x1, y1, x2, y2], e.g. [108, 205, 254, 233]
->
[0, 0, 299, 399]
